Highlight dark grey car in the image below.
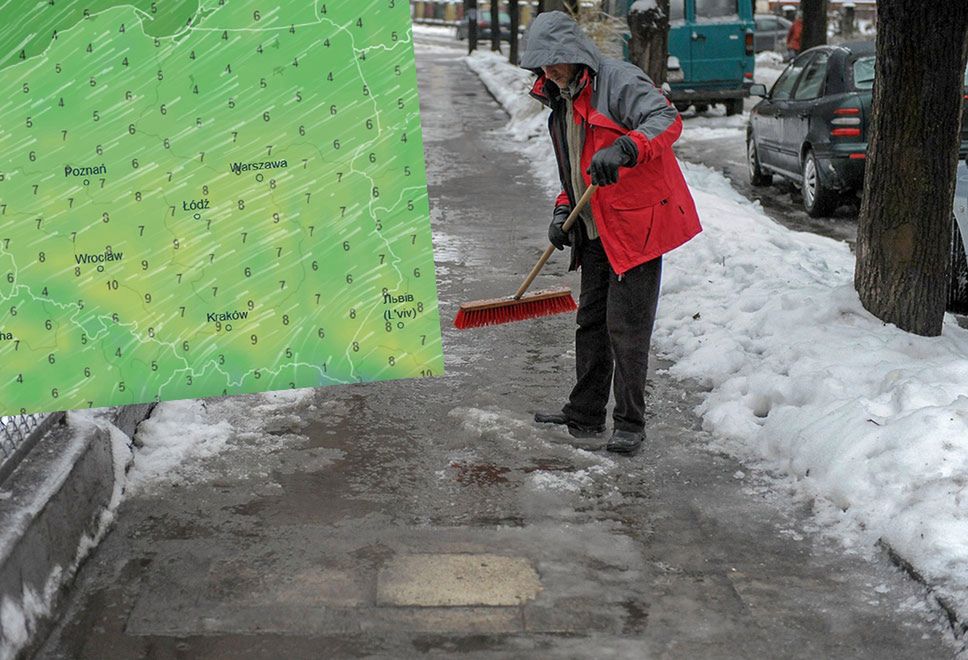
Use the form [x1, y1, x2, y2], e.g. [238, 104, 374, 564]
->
[754, 13, 791, 53]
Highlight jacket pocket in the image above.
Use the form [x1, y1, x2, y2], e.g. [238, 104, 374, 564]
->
[601, 201, 657, 264]
[607, 157, 671, 209]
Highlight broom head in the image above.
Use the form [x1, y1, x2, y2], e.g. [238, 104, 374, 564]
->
[454, 287, 577, 330]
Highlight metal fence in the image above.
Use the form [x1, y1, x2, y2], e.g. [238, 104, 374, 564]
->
[0, 413, 65, 485]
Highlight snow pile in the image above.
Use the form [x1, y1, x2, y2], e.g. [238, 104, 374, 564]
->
[126, 400, 234, 493]
[0, 572, 57, 660]
[755, 50, 786, 89]
[128, 389, 317, 493]
[756, 50, 785, 69]
[630, 0, 661, 14]
[465, 50, 968, 616]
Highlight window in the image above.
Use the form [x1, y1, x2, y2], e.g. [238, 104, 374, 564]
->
[756, 17, 778, 31]
[851, 56, 875, 90]
[604, 0, 627, 17]
[793, 53, 829, 100]
[670, 0, 685, 21]
[695, 0, 738, 19]
[770, 58, 808, 100]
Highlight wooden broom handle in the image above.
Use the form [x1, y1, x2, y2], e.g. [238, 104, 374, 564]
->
[513, 184, 597, 300]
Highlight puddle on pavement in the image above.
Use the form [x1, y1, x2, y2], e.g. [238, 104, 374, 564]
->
[449, 459, 580, 487]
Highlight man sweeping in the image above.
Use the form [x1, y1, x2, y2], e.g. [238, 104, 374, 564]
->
[521, 11, 702, 454]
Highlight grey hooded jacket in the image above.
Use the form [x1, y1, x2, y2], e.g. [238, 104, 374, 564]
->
[520, 11, 679, 148]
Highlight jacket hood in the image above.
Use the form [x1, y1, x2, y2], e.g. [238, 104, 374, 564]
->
[519, 11, 602, 74]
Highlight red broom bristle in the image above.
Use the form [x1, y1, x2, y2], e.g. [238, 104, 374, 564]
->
[454, 293, 577, 330]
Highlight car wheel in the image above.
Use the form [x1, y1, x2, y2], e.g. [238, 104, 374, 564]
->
[948, 215, 968, 312]
[694, 103, 709, 114]
[674, 103, 690, 113]
[747, 138, 773, 187]
[801, 150, 838, 217]
[725, 98, 744, 116]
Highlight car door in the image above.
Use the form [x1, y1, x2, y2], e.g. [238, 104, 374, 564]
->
[780, 51, 829, 173]
[690, 0, 745, 86]
[754, 56, 808, 169]
[667, 0, 689, 81]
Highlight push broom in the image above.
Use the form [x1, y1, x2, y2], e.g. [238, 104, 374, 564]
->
[454, 184, 597, 330]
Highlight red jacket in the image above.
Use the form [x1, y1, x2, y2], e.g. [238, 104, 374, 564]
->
[530, 69, 702, 275]
[787, 18, 803, 52]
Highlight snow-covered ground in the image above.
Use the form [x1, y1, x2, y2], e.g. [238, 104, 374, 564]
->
[465, 50, 968, 621]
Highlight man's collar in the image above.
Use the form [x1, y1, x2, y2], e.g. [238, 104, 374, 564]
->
[565, 67, 590, 100]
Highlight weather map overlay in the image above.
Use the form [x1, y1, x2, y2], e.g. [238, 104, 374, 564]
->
[0, 0, 444, 415]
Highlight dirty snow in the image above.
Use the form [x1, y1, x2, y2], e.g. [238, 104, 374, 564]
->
[127, 390, 317, 494]
[465, 49, 968, 622]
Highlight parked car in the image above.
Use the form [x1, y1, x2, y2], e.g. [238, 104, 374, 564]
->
[748, 41, 968, 217]
[455, 10, 512, 42]
[753, 13, 791, 53]
[604, 0, 756, 116]
[748, 41, 870, 216]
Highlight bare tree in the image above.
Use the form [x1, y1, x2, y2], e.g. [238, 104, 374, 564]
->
[491, 0, 502, 52]
[800, 0, 827, 52]
[854, 1, 968, 336]
[509, 0, 520, 64]
[466, 0, 479, 54]
[628, 0, 671, 85]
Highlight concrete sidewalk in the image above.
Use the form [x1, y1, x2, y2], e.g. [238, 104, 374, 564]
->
[35, 41, 955, 659]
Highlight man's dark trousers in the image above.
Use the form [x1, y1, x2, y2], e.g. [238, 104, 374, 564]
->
[562, 238, 662, 433]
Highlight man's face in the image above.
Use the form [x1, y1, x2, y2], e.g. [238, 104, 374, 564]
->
[541, 63, 579, 90]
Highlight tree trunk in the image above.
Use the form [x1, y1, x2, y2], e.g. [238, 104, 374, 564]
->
[467, 0, 478, 54]
[800, 0, 827, 51]
[491, 0, 502, 52]
[854, 1, 968, 336]
[628, 0, 670, 85]
[509, 0, 520, 64]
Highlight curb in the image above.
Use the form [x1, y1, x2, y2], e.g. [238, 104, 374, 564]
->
[879, 539, 967, 648]
[0, 405, 152, 660]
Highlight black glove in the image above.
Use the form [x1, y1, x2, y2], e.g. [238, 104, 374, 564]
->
[587, 135, 639, 186]
[548, 205, 574, 250]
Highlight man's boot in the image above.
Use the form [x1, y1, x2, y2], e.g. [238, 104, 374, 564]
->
[534, 411, 605, 438]
[606, 429, 644, 454]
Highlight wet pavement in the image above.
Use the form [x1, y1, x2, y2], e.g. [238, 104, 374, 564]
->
[35, 34, 958, 659]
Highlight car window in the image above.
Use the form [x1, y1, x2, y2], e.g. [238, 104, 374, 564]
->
[756, 18, 778, 30]
[793, 52, 829, 100]
[670, 0, 684, 21]
[695, 0, 738, 19]
[771, 57, 809, 100]
[852, 56, 875, 90]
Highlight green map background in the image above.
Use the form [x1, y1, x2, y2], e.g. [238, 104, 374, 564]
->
[0, 0, 444, 414]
